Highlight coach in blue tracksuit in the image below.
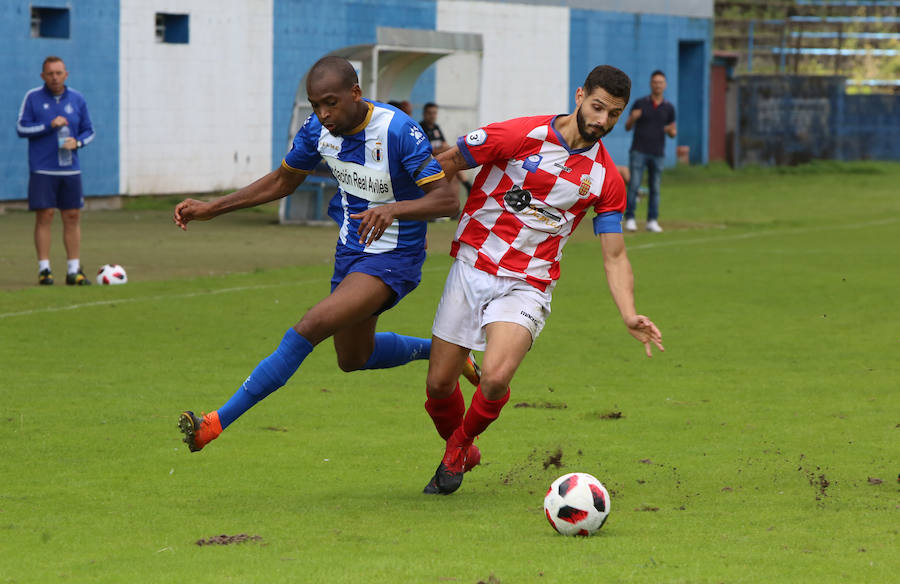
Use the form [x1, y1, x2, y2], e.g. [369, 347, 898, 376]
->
[16, 56, 95, 285]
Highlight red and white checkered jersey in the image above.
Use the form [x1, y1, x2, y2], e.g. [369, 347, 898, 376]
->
[451, 115, 626, 292]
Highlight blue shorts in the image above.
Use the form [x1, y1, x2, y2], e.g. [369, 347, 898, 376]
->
[330, 245, 426, 314]
[28, 173, 84, 210]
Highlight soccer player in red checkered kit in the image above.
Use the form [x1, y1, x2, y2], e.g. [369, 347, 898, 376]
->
[421, 65, 664, 494]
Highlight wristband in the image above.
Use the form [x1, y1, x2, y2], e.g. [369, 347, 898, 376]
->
[76, 140, 83, 148]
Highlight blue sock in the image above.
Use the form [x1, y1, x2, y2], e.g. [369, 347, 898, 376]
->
[217, 329, 314, 429]
[360, 332, 431, 370]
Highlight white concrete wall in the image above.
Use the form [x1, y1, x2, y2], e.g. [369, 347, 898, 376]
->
[119, 0, 272, 194]
[436, 0, 569, 139]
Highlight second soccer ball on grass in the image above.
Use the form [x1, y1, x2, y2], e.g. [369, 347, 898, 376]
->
[97, 264, 127, 285]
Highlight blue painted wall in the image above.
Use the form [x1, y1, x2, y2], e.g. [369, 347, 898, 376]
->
[271, 0, 437, 169]
[0, 0, 119, 201]
[569, 10, 712, 168]
[841, 94, 900, 161]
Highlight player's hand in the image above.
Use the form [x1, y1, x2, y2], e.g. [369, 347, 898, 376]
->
[61, 137, 78, 150]
[350, 205, 395, 246]
[629, 109, 642, 122]
[625, 314, 664, 357]
[173, 198, 213, 231]
[51, 116, 68, 128]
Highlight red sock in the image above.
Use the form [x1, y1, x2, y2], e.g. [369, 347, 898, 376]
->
[461, 386, 510, 440]
[424, 383, 465, 440]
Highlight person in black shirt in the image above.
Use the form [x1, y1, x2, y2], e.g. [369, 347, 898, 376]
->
[623, 70, 676, 233]
[420, 102, 449, 154]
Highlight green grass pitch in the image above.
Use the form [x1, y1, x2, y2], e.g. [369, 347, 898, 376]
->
[1, 162, 898, 583]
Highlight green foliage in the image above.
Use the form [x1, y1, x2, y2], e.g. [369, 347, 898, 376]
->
[1, 164, 899, 583]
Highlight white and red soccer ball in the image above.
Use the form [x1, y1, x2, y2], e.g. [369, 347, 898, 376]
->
[544, 472, 610, 536]
[96, 264, 127, 285]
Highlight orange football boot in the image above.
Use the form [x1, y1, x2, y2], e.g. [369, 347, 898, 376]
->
[178, 411, 222, 452]
[460, 352, 481, 387]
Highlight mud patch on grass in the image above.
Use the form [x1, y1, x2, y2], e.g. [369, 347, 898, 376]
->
[501, 448, 567, 484]
[196, 534, 263, 546]
[635, 505, 659, 512]
[798, 455, 831, 503]
[543, 448, 564, 470]
[500, 449, 538, 485]
[514, 401, 567, 409]
[262, 426, 287, 432]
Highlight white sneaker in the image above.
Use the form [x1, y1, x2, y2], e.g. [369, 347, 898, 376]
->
[624, 218, 637, 232]
[646, 220, 663, 233]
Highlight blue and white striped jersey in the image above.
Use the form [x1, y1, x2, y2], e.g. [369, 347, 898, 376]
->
[282, 100, 444, 254]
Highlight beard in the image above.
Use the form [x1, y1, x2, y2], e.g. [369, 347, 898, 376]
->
[576, 107, 611, 143]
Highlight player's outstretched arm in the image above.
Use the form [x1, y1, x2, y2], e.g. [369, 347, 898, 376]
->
[173, 166, 306, 230]
[599, 232, 664, 357]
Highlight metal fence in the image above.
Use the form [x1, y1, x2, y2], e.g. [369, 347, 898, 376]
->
[735, 75, 900, 166]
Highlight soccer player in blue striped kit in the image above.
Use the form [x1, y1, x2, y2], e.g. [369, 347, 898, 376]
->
[174, 57, 479, 454]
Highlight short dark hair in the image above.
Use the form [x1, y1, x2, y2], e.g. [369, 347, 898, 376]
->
[423, 102, 438, 111]
[651, 70, 666, 79]
[307, 56, 358, 90]
[583, 65, 631, 104]
[42, 56, 64, 70]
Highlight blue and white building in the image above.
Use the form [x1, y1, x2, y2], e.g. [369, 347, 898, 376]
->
[1, 0, 713, 203]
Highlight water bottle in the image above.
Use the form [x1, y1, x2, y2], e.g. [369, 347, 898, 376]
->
[58, 125, 72, 167]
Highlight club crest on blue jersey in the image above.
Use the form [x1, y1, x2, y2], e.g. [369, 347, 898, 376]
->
[372, 141, 383, 162]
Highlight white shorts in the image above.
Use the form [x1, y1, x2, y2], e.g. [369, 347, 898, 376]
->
[432, 259, 552, 351]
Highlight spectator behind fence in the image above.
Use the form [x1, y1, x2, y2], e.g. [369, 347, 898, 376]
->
[624, 70, 676, 233]
[16, 56, 95, 285]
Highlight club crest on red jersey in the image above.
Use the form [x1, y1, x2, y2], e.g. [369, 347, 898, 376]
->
[578, 175, 592, 197]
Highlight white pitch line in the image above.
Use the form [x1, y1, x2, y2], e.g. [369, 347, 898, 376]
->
[625, 217, 897, 251]
[1, 217, 895, 320]
[0, 265, 450, 320]
[0, 280, 316, 320]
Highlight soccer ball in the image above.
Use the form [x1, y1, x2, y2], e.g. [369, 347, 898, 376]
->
[96, 264, 127, 285]
[543, 472, 610, 536]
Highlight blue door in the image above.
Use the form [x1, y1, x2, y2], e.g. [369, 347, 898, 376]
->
[678, 41, 705, 164]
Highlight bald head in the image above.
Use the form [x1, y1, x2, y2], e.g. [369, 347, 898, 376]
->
[305, 56, 368, 136]
[307, 56, 358, 93]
